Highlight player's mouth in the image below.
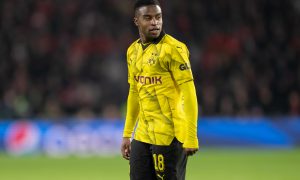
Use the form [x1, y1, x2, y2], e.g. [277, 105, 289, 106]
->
[149, 28, 160, 35]
[149, 28, 160, 32]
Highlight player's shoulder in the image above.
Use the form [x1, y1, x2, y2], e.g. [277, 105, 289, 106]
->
[161, 34, 188, 53]
[162, 34, 187, 49]
[127, 39, 140, 55]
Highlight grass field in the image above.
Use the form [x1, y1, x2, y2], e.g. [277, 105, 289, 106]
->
[0, 148, 300, 180]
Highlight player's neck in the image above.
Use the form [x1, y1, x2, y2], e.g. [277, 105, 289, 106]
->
[139, 31, 165, 44]
[139, 33, 152, 44]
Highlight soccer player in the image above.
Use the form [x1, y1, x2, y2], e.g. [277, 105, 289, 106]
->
[121, 0, 199, 179]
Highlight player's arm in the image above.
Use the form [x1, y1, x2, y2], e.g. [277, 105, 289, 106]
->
[123, 46, 140, 138]
[121, 84, 139, 160]
[121, 46, 139, 160]
[123, 85, 139, 138]
[169, 43, 199, 155]
[179, 80, 199, 155]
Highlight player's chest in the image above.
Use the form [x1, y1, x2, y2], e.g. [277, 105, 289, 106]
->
[129, 45, 164, 74]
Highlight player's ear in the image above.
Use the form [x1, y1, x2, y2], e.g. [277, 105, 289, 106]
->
[134, 17, 138, 26]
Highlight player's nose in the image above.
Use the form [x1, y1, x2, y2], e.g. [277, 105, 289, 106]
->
[150, 18, 158, 25]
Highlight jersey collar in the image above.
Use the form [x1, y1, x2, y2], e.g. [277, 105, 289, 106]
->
[138, 31, 166, 50]
[152, 31, 166, 44]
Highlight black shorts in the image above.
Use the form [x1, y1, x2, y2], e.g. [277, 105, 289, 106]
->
[129, 138, 187, 180]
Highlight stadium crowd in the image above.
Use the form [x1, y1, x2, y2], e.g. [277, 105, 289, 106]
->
[0, 0, 299, 119]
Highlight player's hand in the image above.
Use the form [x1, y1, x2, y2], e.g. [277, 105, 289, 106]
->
[184, 148, 198, 156]
[121, 137, 131, 160]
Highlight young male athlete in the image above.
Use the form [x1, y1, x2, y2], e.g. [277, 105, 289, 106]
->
[121, 0, 199, 179]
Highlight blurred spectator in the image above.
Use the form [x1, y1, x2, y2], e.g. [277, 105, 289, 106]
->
[0, 0, 299, 119]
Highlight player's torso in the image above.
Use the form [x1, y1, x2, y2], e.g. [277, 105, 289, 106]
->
[128, 37, 183, 145]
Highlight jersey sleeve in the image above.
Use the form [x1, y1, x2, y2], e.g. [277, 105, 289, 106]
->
[124, 45, 139, 138]
[179, 81, 199, 148]
[169, 44, 194, 85]
[123, 85, 139, 138]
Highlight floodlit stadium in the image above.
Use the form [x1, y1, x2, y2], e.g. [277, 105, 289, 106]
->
[0, 0, 299, 179]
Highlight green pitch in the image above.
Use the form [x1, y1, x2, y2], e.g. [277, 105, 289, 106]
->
[0, 148, 299, 180]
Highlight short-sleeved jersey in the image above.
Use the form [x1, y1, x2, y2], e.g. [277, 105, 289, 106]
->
[127, 32, 194, 145]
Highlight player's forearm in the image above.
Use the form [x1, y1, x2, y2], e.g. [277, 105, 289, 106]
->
[123, 85, 139, 138]
[179, 81, 199, 148]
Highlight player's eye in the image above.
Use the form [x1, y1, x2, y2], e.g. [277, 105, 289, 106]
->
[144, 16, 152, 21]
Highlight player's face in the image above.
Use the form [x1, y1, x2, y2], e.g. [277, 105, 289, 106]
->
[134, 5, 163, 43]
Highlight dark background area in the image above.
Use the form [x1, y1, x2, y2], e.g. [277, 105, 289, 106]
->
[0, 0, 299, 119]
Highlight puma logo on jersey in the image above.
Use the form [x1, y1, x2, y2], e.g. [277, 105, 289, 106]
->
[134, 76, 162, 85]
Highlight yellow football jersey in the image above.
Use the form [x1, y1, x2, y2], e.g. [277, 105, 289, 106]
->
[125, 32, 195, 145]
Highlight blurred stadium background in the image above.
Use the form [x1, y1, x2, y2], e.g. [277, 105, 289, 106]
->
[0, 0, 300, 179]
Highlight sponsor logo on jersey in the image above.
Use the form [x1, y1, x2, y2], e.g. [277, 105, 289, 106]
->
[134, 76, 162, 84]
[179, 63, 190, 71]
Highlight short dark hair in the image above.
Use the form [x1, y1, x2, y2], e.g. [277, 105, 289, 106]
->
[134, 0, 161, 11]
